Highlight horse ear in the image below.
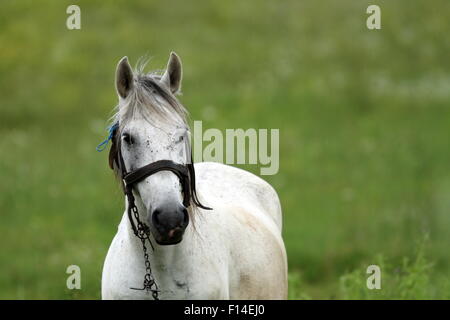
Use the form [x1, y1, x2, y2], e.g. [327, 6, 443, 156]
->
[161, 52, 182, 94]
[116, 56, 134, 99]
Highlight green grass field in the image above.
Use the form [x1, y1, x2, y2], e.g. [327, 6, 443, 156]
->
[1, 0, 449, 299]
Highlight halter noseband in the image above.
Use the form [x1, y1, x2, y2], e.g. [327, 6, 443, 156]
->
[123, 160, 191, 206]
[118, 154, 192, 236]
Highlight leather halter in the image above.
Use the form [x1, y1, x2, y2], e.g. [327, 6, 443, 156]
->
[102, 121, 211, 298]
[109, 123, 211, 236]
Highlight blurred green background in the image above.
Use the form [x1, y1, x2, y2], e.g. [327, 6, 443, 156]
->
[0, 0, 449, 299]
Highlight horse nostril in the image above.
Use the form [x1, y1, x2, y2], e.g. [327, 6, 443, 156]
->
[152, 209, 161, 225]
[168, 227, 183, 239]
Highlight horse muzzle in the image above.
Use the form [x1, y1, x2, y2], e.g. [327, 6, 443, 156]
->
[149, 204, 189, 245]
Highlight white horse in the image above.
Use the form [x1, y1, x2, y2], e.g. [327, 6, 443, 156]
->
[101, 52, 287, 299]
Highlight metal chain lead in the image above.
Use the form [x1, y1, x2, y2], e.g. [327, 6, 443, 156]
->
[129, 204, 159, 300]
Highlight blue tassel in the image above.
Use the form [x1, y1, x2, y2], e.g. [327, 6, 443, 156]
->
[96, 122, 119, 152]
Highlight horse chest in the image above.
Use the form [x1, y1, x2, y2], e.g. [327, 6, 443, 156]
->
[107, 261, 219, 300]
[102, 231, 226, 299]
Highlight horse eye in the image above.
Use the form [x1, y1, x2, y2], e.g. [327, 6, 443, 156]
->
[122, 133, 134, 145]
